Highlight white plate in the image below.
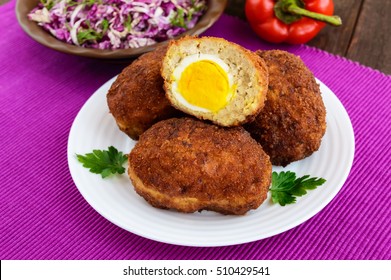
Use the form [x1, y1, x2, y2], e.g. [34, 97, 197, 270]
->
[67, 76, 355, 247]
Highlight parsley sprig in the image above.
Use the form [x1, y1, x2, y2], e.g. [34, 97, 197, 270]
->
[170, 9, 187, 28]
[270, 171, 326, 206]
[77, 19, 109, 45]
[76, 146, 128, 178]
[40, 0, 55, 10]
[170, 2, 207, 28]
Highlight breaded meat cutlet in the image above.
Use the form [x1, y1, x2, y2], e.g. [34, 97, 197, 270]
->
[128, 118, 272, 215]
[161, 36, 268, 127]
[245, 50, 326, 166]
[107, 45, 182, 140]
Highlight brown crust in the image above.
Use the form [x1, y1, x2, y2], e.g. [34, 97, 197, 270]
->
[245, 50, 327, 166]
[107, 45, 183, 140]
[128, 117, 272, 215]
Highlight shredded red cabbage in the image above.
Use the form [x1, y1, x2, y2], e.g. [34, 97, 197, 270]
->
[28, 0, 207, 49]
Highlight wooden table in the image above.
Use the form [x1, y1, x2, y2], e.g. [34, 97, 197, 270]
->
[226, 0, 391, 75]
[4, 0, 390, 74]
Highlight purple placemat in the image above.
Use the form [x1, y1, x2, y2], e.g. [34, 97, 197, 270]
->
[1, 0, 390, 260]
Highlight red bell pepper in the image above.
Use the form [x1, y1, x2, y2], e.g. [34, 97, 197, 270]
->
[245, 0, 342, 44]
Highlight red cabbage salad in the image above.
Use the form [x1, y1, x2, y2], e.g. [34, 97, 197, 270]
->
[28, 0, 208, 49]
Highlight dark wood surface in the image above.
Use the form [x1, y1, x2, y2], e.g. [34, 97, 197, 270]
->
[3, 0, 390, 74]
[226, 0, 391, 75]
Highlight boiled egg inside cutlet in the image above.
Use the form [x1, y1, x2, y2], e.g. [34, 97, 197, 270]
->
[171, 54, 236, 113]
[161, 36, 269, 127]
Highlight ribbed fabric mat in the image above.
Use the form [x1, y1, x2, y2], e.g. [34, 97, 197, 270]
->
[1, 0, 390, 260]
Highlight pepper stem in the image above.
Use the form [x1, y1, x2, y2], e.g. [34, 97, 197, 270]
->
[275, 0, 342, 26]
[287, 5, 342, 26]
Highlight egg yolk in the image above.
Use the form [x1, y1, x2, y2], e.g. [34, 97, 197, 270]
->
[177, 60, 230, 112]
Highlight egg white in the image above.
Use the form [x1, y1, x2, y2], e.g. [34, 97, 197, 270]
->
[171, 54, 234, 113]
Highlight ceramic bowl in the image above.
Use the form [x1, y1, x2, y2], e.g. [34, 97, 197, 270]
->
[16, 0, 227, 59]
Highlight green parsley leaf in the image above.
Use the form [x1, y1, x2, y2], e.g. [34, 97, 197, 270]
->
[77, 29, 99, 44]
[76, 18, 109, 45]
[101, 18, 109, 34]
[68, 0, 102, 6]
[270, 171, 326, 206]
[76, 146, 128, 178]
[124, 15, 132, 31]
[171, 9, 187, 28]
[40, 0, 55, 10]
